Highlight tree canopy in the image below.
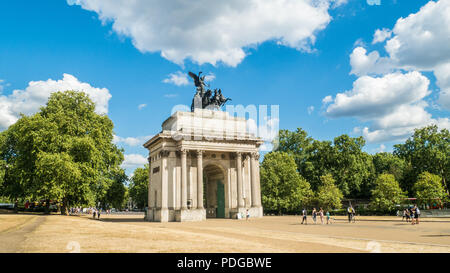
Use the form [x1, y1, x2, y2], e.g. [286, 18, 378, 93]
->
[394, 125, 449, 194]
[315, 174, 343, 211]
[370, 173, 406, 211]
[260, 151, 313, 214]
[129, 164, 149, 209]
[0, 91, 124, 214]
[413, 172, 447, 206]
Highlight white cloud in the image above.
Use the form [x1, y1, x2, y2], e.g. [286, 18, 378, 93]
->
[307, 105, 314, 115]
[163, 71, 189, 86]
[121, 154, 148, 169]
[0, 73, 111, 130]
[372, 28, 392, 44]
[67, 0, 343, 66]
[324, 71, 449, 143]
[326, 71, 430, 118]
[138, 103, 147, 110]
[385, 0, 450, 70]
[164, 94, 178, 98]
[435, 62, 450, 110]
[113, 135, 153, 147]
[204, 73, 215, 82]
[322, 95, 333, 105]
[349, 47, 393, 76]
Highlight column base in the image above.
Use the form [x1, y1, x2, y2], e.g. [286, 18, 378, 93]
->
[230, 207, 263, 219]
[175, 208, 206, 222]
[146, 208, 169, 222]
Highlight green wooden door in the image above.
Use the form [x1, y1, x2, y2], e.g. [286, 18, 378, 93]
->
[216, 180, 225, 218]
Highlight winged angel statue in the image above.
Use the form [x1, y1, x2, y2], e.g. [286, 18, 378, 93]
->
[189, 71, 231, 111]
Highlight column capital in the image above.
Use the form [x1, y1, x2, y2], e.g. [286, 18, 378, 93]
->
[251, 152, 260, 160]
[196, 150, 203, 157]
[159, 150, 170, 158]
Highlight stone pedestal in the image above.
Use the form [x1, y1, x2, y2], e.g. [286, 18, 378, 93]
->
[175, 209, 206, 222]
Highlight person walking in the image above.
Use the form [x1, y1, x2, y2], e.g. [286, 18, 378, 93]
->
[326, 211, 332, 224]
[312, 208, 317, 224]
[301, 208, 308, 225]
[347, 205, 353, 223]
[415, 205, 420, 224]
[93, 209, 96, 219]
[97, 209, 101, 220]
[319, 208, 324, 224]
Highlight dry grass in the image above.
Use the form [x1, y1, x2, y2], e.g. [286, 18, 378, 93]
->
[2, 213, 450, 253]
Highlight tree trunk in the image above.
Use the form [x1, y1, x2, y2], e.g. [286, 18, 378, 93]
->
[60, 199, 69, 215]
[44, 199, 50, 215]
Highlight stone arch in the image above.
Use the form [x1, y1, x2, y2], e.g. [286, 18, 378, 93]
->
[203, 163, 226, 218]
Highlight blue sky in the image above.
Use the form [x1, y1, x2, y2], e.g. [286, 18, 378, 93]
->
[0, 0, 449, 174]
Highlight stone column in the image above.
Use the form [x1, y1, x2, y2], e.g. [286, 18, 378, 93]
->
[236, 152, 244, 208]
[181, 149, 188, 210]
[196, 150, 204, 209]
[250, 152, 261, 207]
[160, 150, 170, 211]
[147, 156, 152, 209]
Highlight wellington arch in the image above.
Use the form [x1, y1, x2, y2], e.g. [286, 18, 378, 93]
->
[143, 108, 264, 222]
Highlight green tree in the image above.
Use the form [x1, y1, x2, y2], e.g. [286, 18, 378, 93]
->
[370, 174, 406, 211]
[129, 165, 149, 209]
[394, 125, 450, 194]
[372, 152, 406, 184]
[413, 172, 448, 206]
[0, 91, 124, 214]
[260, 152, 313, 214]
[315, 174, 343, 211]
[102, 168, 128, 210]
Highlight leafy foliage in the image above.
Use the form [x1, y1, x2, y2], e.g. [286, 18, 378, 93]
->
[394, 125, 450, 194]
[0, 91, 124, 214]
[370, 174, 406, 210]
[315, 174, 343, 210]
[129, 164, 149, 209]
[413, 172, 447, 205]
[260, 152, 313, 214]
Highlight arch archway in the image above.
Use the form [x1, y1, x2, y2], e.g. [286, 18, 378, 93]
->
[203, 164, 226, 218]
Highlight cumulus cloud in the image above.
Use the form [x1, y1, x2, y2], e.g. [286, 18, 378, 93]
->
[121, 154, 148, 169]
[0, 73, 111, 130]
[113, 135, 153, 147]
[324, 71, 450, 143]
[138, 103, 147, 110]
[326, 71, 430, 118]
[163, 71, 189, 86]
[307, 106, 314, 115]
[385, 0, 450, 70]
[349, 47, 393, 76]
[67, 0, 343, 66]
[372, 28, 392, 44]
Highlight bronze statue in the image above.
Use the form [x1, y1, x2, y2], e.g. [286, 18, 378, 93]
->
[189, 71, 231, 111]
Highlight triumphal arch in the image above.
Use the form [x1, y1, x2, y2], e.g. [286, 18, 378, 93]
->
[143, 72, 263, 222]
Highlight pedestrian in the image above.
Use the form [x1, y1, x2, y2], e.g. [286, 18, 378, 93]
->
[312, 208, 317, 224]
[319, 208, 324, 224]
[93, 209, 96, 219]
[347, 205, 353, 223]
[402, 209, 406, 222]
[410, 207, 416, 225]
[351, 206, 356, 223]
[326, 211, 332, 224]
[301, 208, 307, 225]
[415, 205, 420, 225]
[246, 209, 250, 221]
[97, 209, 101, 220]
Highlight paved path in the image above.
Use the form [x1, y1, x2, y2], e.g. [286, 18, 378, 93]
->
[0, 216, 45, 253]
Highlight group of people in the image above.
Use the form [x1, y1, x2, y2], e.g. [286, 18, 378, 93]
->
[401, 205, 421, 224]
[301, 208, 332, 225]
